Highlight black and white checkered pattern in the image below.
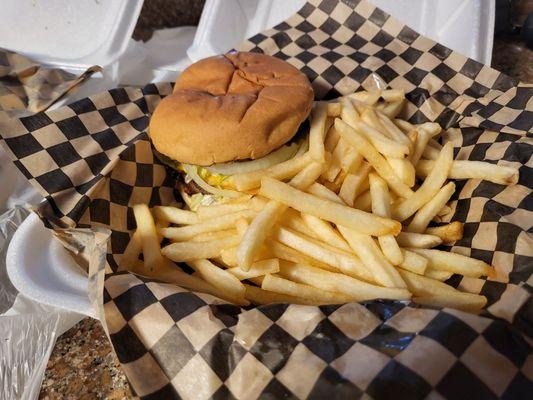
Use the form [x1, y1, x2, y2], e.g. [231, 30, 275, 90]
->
[1, 1, 532, 398]
[101, 273, 531, 399]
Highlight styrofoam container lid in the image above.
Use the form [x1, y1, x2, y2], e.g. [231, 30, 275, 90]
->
[188, 0, 494, 65]
[0, 0, 144, 70]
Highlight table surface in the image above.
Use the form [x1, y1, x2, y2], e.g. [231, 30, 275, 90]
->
[38, 1, 533, 399]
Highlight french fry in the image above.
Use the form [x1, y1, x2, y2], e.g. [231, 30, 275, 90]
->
[361, 108, 395, 140]
[437, 205, 452, 217]
[341, 147, 363, 174]
[377, 100, 404, 118]
[340, 95, 360, 124]
[399, 249, 428, 275]
[348, 90, 381, 105]
[269, 241, 337, 272]
[232, 152, 312, 191]
[376, 111, 411, 146]
[324, 125, 341, 153]
[326, 102, 342, 117]
[407, 182, 455, 233]
[431, 215, 443, 224]
[228, 259, 280, 280]
[322, 137, 347, 181]
[335, 118, 413, 198]
[300, 213, 351, 252]
[393, 143, 453, 221]
[244, 284, 314, 305]
[422, 144, 441, 160]
[322, 168, 347, 193]
[153, 206, 198, 225]
[376, 235, 404, 267]
[325, 117, 335, 135]
[274, 227, 373, 281]
[278, 262, 412, 301]
[351, 99, 368, 115]
[133, 204, 165, 273]
[398, 268, 455, 295]
[160, 209, 257, 241]
[353, 120, 410, 158]
[197, 200, 256, 220]
[399, 270, 486, 311]
[338, 227, 406, 288]
[162, 235, 241, 262]
[155, 220, 170, 242]
[220, 247, 238, 267]
[413, 295, 487, 312]
[291, 162, 326, 190]
[188, 259, 246, 299]
[190, 229, 236, 242]
[397, 232, 443, 248]
[262, 274, 353, 304]
[307, 182, 344, 204]
[335, 99, 364, 175]
[222, 246, 271, 268]
[416, 160, 519, 185]
[235, 218, 249, 236]
[394, 118, 415, 134]
[237, 201, 285, 269]
[282, 209, 321, 239]
[302, 230, 361, 261]
[418, 122, 441, 136]
[339, 162, 372, 206]
[425, 269, 453, 281]
[364, 90, 383, 105]
[322, 180, 340, 193]
[407, 248, 493, 278]
[407, 129, 418, 144]
[426, 222, 464, 244]
[309, 102, 329, 162]
[119, 230, 142, 271]
[380, 89, 405, 102]
[438, 205, 452, 217]
[333, 169, 348, 189]
[352, 190, 372, 212]
[369, 173, 403, 265]
[260, 177, 401, 236]
[410, 128, 431, 166]
[387, 157, 415, 187]
[133, 262, 249, 306]
[237, 162, 323, 270]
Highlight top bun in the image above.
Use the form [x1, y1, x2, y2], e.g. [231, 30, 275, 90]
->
[148, 51, 314, 166]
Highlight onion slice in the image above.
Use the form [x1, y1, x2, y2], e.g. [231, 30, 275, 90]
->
[182, 164, 245, 199]
[205, 142, 301, 175]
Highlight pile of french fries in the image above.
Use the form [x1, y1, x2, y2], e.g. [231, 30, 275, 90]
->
[121, 89, 518, 312]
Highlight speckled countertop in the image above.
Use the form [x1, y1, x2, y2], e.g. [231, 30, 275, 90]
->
[38, 2, 533, 399]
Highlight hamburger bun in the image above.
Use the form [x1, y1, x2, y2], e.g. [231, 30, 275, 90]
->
[149, 51, 314, 166]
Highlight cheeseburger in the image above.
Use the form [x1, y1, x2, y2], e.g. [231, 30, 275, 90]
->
[149, 51, 314, 209]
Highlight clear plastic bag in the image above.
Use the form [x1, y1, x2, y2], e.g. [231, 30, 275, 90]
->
[0, 207, 83, 400]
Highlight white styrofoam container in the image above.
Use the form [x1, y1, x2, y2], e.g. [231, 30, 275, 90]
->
[7, 213, 96, 318]
[188, 0, 495, 65]
[1, 0, 145, 320]
[0, 0, 144, 71]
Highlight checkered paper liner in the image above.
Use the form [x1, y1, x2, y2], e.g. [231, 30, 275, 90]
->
[0, 48, 100, 121]
[1, 0, 532, 398]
